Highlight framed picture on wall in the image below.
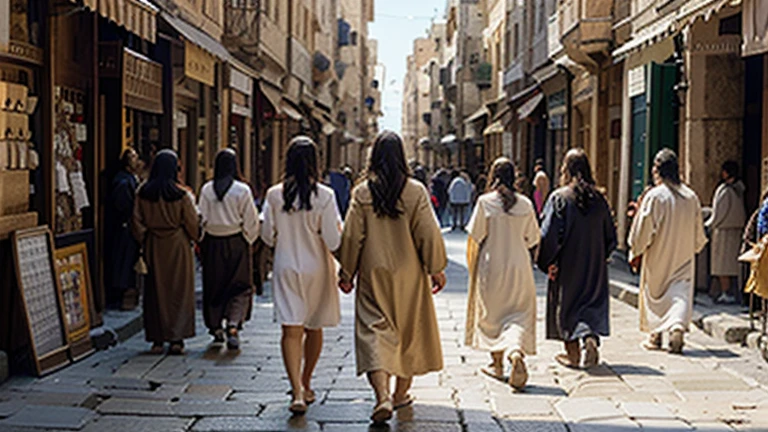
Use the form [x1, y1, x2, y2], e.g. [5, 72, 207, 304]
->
[53, 243, 94, 360]
[11, 226, 71, 376]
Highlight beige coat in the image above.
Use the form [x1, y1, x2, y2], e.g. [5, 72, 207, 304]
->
[466, 192, 540, 355]
[629, 183, 708, 333]
[706, 181, 746, 276]
[339, 179, 447, 377]
[132, 192, 198, 343]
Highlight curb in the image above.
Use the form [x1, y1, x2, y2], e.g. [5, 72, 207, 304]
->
[90, 309, 144, 350]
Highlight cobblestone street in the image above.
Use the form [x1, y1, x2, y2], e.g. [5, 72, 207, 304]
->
[1, 231, 768, 431]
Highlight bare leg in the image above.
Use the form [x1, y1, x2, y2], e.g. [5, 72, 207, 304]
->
[281, 326, 305, 402]
[301, 328, 323, 396]
[719, 276, 732, 295]
[367, 370, 390, 404]
[393, 376, 413, 407]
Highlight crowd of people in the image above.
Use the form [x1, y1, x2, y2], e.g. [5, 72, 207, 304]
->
[103, 127, 766, 425]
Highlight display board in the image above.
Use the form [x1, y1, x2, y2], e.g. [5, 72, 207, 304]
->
[53, 243, 93, 360]
[11, 226, 70, 375]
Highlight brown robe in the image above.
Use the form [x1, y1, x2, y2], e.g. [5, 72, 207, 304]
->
[339, 179, 447, 377]
[132, 192, 198, 343]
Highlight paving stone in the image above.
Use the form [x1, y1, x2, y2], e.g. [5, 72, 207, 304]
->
[97, 398, 175, 416]
[80, 415, 193, 432]
[555, 398, 623, 423]
[0, 400, 24, 417]
[228, 391, 290, 405]
[637, 419, 694, 431]
[671, 377, 751, 392]
[191, 416, 320, 431]
[621, 402, 677, 420]
[494, 396, 554, 418]
[182, 385, 233, 401]
[259, 402, 371, 423]
[465, 421, 504, 432]
[498, 418, 569, 432]
[688, 422, 734, 432]
[568, 417, 641, 432]
[173, 401, 261, 417]
[0, 405, 96, 430]
[88, 377, 155, 391]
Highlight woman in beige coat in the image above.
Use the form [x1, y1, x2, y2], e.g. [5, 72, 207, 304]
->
[338, 131, 447, 424]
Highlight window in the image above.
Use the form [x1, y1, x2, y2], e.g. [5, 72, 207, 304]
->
[513, 23, 519, 59]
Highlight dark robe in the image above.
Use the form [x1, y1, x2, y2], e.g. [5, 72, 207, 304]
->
[536, 187, 617, 341]
[105, 170, 139, 304]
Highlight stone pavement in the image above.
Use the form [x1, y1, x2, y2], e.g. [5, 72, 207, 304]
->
[1, 231, 768, 431]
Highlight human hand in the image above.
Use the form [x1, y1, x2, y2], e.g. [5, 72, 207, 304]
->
[339, 280, 354, 294]
[547, 264, 559, 281]
[630, 256, 642, 273]
[431, 272, 447, 294]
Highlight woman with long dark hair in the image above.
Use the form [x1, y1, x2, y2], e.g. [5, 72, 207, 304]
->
[338, 131, 447, 424]
[261, 136, 342, 415]
[132, 149, 198, 355]
[465, 158, 540, 389]
[537, 148, 616, 368]
[199, 149, 260, 349]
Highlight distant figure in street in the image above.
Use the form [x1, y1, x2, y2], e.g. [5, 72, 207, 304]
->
[198, 149, 260, 350]
[473, 174, 488, 204]
[537, 148, 617, 368]
[448, 170, 472, 231]
[706, 161, 746, 304]
[413, 164, 428, 188]
[431, 169, 449, 227]
[132, 149, 198, 355]
[106, 148, 141, 311]
[532, 159, 551, 216]
[628, 149, 707, 354]
[328, 169, 352, 217]
[261, 137, 343, 415]
[338, 131, 447, 424]
[465, 158, 541, 389]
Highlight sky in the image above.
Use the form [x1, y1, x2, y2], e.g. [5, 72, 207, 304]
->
[369, 0, 447, 134]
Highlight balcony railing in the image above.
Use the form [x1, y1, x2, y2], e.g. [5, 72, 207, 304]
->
[558, 0, 613, 66]
[224, 0, 260, 53]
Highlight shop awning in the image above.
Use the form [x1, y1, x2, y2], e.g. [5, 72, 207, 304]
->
[419, 137, 431, 147]
[280, 101, 304, 121]
[259, 82, 282, 111]
[483, 121, 504, 136]
[677, 0, 733, 27]
[440, 134, 457, 145]
[161, 12, 231, 61]
[76, 0, 157, 43]
[464, 106, 489, 125]
[612, 14, 677, 61]
[322, 122, 337, 135]
[343, 131, 364, 144]
[517, 93, 544, 120]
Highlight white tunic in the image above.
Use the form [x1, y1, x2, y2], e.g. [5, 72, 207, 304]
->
[261, 183, 342, 328]
[199, 180, 260, 243]
[465, 192, 541, 355]
[628, 183, 708, 334]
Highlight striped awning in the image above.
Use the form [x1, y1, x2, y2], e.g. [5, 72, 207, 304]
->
[75, 0, 158, 43]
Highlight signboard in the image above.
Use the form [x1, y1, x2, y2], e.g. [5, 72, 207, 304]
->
[628, 66, 646, 98]
[11, 226, 70, 376]
[123, 48, 163, 114]
[54, 243, 93, 360]
[184, 40, 215, 87]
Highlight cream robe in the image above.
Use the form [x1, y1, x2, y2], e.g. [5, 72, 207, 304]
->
[261, 183, 342, 329]
[465, 192, 540, 355]
[628, 183, 708, 333]
[339, 179, 447, 377]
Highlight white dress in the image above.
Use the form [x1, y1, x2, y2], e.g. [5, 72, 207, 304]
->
[261, 183, 343, 329]
[465, 192, 541, 355]
[628, 183, 708, 333]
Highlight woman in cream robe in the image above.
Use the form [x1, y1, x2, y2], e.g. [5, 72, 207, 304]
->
[466, 158, 540, 390]
[628, 149, 708, 354]
[338, 131, 447, 424]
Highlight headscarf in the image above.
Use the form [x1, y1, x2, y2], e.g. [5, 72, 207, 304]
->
[213, 148, 238, 201]
[138, 149, 186, 202]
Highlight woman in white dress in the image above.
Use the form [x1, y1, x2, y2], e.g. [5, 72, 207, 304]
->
[466, 158, 541, 389]
[261, 137, 343, 415]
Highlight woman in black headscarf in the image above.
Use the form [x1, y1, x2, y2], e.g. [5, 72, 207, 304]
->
[132, 149, 199, 355]
[199, 149, 260, 350]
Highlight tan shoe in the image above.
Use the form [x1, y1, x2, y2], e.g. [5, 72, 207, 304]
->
[555, 340, 581, 368]
[371, 400, 393, 424]
[508, 351, 528, 390]
[641, 332, 663, 351]
[583, 337, 600, 368]
[669, 329, 684, 354]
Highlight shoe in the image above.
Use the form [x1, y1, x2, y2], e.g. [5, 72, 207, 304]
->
[370, 400, 393, 424]
[304, 389, 316, 405]
[583, 337, 600, 368]
[669, 329, 684, 354]
[508, 352, 528, 390]
[226, 328, 240, 350]
[149, 343, 164, 355]
[716, 293, 736, 305]
[289, 398, 308, 415]
[393, 393, 415, 410]
[121, 289, 139, 311]
[168, 341, 185, 355]
[480, 361, 504, 380]
[641, 333, 663, 351]
[555, 340, 581, 368]
[212, 329, 225, 344]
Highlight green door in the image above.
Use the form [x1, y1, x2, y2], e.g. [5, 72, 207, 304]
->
[631, 94, 648, 199]
[648, 62, 678, 158]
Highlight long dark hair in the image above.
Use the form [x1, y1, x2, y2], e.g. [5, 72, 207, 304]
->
[487, 158, 518, 212]
[282, 136, 318, 212]
[138, 149, 186, 202]
[560, 148, 597, 212]
[367, 131, 409, 219]
[213, 148, 239, 201]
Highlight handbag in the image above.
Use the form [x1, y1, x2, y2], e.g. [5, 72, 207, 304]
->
[134, 249, 148, 275]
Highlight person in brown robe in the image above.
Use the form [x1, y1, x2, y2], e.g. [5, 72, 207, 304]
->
[338, 131, 447, 424]
[132, 149, 198, 355]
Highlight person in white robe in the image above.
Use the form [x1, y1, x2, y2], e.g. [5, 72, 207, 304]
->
[628, 149, 708, 354]
[466, 158, 540, 389]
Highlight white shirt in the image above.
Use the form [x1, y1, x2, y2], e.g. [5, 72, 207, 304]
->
[199, 180, 260, 243]
[449, 176, 472, 204]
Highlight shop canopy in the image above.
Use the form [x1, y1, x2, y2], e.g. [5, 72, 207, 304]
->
[74, 0, 158, 43]
[483, 121, 504, 136]
[464, 106, 490, 125]
[440, 134, 457, 145]
[161, 12, 231, 62]
[517, 93, 544, 121]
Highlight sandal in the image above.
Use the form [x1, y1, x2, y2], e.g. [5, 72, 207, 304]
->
[226, 327, 240, 350]
[583, 337, 600, 368]
[641, 333, 663, 351]
[370, 400, 393, 424]
[669, 329, 684, 354]
[149, 343, 164, 355]
[304, 389, 316, 405]
[555, 353, 580, 369]
[508, 352, 528, 390]
[393, 393, 415, 410]
[480, 362, 504, 380]
[168, 342, 185, 355]
[212, 329, 225, 344]
[289, 398, 308, 415]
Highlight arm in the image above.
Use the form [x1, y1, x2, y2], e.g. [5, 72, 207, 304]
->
[320, 194, 343, 252]
[240, 192, 261, 244]
[411, 185, 448, 276]
[536, 194, 565, 272]
[181, 193, 200, 242]
[113, 179, 135, 215]
[627, 192, 659, 261]
[260, 193, 277, 248]
[604, 199, 618, 258]
[338, 194, 366, 283]
[694, 197, 708, 254]
[466, 201, 487, 274]
[705, 185, 730, 229]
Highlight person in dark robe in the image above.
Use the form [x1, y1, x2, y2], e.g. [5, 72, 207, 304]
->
[328, 170, 352, 217]
[537, 148, 617, 369]
[132, 149, 198, 355]
[199, 149, 260, 350]
[431, 169, 449, 227]
[106, 148, 141, 310]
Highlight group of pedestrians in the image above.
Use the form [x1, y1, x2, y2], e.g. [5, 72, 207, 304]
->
[119, 129, 721, 425]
